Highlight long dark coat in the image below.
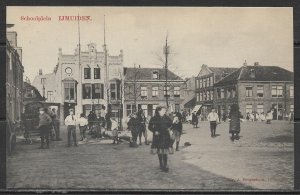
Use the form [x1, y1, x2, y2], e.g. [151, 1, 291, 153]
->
[148, 115, 172, 149]
[229, 110, 241, 134]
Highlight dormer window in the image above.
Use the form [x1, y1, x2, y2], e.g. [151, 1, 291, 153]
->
[153, 71, 159, 79]
[250, 69, 255, 78]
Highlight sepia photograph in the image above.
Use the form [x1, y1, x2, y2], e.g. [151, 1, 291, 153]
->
[5, 6, 294, 190]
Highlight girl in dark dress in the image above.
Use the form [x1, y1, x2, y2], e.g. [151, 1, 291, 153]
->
[148, 106, 172, 172]
[228, 104, 241, 141]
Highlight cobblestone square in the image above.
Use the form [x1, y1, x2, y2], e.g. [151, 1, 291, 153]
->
[7, 121, 293, 190]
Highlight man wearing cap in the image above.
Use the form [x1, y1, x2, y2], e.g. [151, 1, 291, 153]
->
[38, 107, 52, 149]
[65, 108, 78, 147]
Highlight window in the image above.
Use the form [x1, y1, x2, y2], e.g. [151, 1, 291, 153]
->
[221, 89, 225, 99]
[290, 104, 294, 112]
[93, 83, 104, 99]
[25, 88, 34, 98]
[227, 89, 231, 99]
[246, 104, 253, 114]
[126, 104, 137, 116]
[203, 79, 207, 88]
[84, 68, 91, 79]
[196, 93, 200, 101]
[65, 83, 75, 101]
[47, 91, 53, 102]
[257, 85, 264, 97]
[164, 86, 170, 96]
[200, 79, 203, 88]
[207, 78, 210, 87]
[196, 80, 199, 89]
[82, 84, 92, 99]
[272, 85, 283, 97]
[94, 68, 100, 79]
[257, 104, 264, 114]
[246, 86, 253, 97]
[217, 88, 221, 99]
[210, 90, 214, 100]
[141, 87, 148, 98]
[174, 86, 180, 97]
[153, 71, 159, 79]
[152, 86, 158, 97]
[232, 88, 236, 98]
[41, 78, 46, 85]
[206, 91, 210, 101]
[199, 92, 202, 101]
[110, 83, 120, 100]
[290, 86, 294, 97]
[210, 76, 214, 86]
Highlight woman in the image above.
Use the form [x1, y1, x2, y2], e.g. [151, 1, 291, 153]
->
[148, 106, 172, 172]
[228, 104, 241, 140]
[171, 112, 183, 151]
[191, 111, 198, 128]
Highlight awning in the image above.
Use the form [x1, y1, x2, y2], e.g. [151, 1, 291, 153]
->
[192, 104, 202, 113]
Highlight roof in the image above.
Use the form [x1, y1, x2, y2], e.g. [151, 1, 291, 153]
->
[184, 97, 196, 108]
[23, 82, 45, 101]
[124, 67, 183, 81]
[209, 67, 239, 82]
[215, 65, 294, 86]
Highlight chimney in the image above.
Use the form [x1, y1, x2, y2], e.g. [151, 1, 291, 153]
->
[243, 60, 247, 67]
[139, 65, 141, 68]
[39, 69, 43, 75]
[254, 62, 259, 66]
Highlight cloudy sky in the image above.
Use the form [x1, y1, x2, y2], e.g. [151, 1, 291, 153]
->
[7, 7, 293, 81]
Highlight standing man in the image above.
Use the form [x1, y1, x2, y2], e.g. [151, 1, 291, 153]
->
[137, 109, 148, 145]
[100, 105, 106, 128]
[65, 108, 78, 147]
[51, 108, 61, 141]
[38, 107, 52, 149]
[207, 108, 219, 137]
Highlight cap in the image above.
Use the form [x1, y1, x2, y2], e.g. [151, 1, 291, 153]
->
[39, 107, 45, 111]
[69, 108, 74, 112]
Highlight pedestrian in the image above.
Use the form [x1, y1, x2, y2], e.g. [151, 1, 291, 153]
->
[192, 111, 198, 128]
[207, 108, 219, 137]
[65, 108, 78, 147]
[266, 109, 273, 124]
[250, 112, 255, 122]
[96, 113, 103, 140]
[127, 113, 139, 147]
[51, 108, 61, 141]
[105, 109, 112, 131]
[228, 104, 241, 141]
[38, 107, 52, 149]
[100, 105, 106, 128]
[259, 112, 266, 122]
[87, 111, 96, 130]
[78, 113, 88, 142]
[289, 111, 294, 123]
[137, 109, 148, 145]
[171, 112, 183, 151]
[148, 106, 173, 172]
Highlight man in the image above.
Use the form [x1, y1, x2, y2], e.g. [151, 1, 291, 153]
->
[51, 108, 61, 141]
[38, 107, 52, 149]
[100, 105, 106, 128]
[207, 108, 219, 137]
[65, 108, 78, 147]
[137, 109, 148, 145]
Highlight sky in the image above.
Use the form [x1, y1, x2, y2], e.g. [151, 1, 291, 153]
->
[7, 7, 293, 81]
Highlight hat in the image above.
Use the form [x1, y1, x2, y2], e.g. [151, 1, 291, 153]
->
[69, 108, 74, 112]
[39, 107, 45, 111]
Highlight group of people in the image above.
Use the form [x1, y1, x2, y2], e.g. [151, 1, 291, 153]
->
[127, 109, 148, 147]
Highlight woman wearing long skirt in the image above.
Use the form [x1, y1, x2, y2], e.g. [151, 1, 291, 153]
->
[148, 106, 172, 172]
[228, 104, 241, 141]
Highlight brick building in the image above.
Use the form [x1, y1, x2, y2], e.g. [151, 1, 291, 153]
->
[214, 63, 294, 120]
[123, 67, 185, 118]
[6, 31, 24, 122]
[195, 64, 238, 119]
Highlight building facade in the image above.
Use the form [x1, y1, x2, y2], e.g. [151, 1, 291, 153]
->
[214, 63, 294, 120]
[32, 43, 123, 121]
[123, 67, 185, 118]
[195, 64, 238, 119]
[6, 31, 24, 122]
[182, 76, 196, 114]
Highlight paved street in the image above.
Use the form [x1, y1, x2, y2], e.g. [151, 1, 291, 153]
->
[7, 120, 293, 190]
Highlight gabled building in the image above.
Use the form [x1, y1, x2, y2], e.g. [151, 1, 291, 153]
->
[195, 64, 238, 119]
[214, 62, 294, 120]
[123, 66, 185, 118]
